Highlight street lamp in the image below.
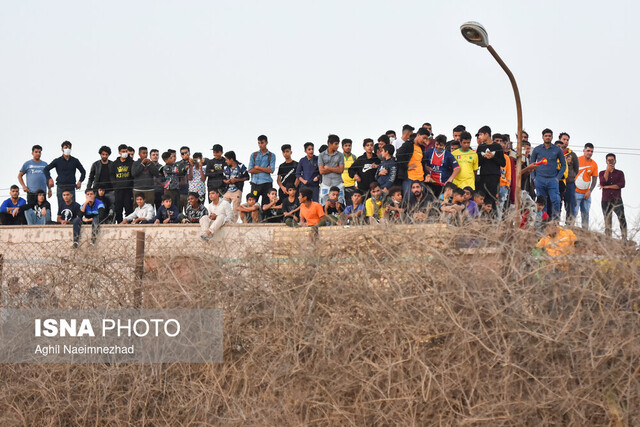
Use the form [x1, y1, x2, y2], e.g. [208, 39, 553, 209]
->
[460, 21, 524, 215]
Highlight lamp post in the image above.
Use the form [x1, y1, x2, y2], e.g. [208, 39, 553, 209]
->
[460, 21, 524, 214]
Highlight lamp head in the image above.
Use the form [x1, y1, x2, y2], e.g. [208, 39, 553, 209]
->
[460, 21, 489, 48]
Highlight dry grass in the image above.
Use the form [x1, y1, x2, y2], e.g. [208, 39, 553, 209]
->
[1, 222, 639, 425]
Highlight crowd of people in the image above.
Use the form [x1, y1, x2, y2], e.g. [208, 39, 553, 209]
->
[0, 123, 628, 246]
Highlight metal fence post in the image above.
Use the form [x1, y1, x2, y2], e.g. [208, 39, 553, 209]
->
[134, 231, 145, 308]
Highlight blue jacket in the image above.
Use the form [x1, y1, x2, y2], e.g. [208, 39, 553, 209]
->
[296, 156, 320, 185]
[530, 144, 566, 179]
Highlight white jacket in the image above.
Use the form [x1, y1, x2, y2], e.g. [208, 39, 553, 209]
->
[206, 199, 233, 224]
[124, 203, 155, 222]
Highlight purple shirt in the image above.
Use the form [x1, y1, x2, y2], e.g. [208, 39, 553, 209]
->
[599, 169, 625, 202]
[465, 200, 479, 218]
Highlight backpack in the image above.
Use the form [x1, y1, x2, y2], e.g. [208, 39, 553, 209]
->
[252, 151, 273, 171]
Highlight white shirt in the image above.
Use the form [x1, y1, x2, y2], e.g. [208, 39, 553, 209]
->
[206, 199, 233, 223]
[124, 203, 155, 222]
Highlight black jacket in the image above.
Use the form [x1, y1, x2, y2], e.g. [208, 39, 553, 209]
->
[132, 159, 160, 190]
[88, 160, 113, 191]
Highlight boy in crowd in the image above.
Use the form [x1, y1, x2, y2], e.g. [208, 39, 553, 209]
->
[342, 139, 357, 206]
[44, 140, 86, 208]
[376, 144, 397, 193]
[463, 187, 479, 219]
[520, 196, 550, 231]
[424, 135, 460, 198]
[96, 187, 115, 223]
[441, 187, 467, 225]
[599, 153, 627, 241]
[452, 132, 477, 190]
[15, 189, 51, 225]
[385, 186, 405, 222]
[296, 142, 320, 202]
[186, 152, 207, 201]
[248, 135, 276, 207]
[476, 126, 505, 210]
[222, 151, 250, 222]
[497, 137, 512, 220]
[72, 188, 106, 248]
[19, 144, 51, 205]
[238, 193, 260, 223]
[205, 144, 227, 196]
[365, 182, 385, 224]
[277, 144, 299, 201]
[149, 148, 165, 210]
[473, 191, 485, 214]
[111, 144, 134, 223]
[281, 185, 301, 226]
[0, 185, 26, 225]
[162, 151, 183, 210]
[262, 188, 282, 223]
[57, 190, 82, 224]
[132, 146, 159, 208]
[121, 193, 155, 224]
[297, 187, 327, 228]
[180, 192, 208, 224]
[349, 138, 381, 196]
[339, 189, 365, 225]
[200, 188, 233, 240]
[405, 181, 433, 222]
[574, 143, 598, 229]
[318, 134, 345, 205]
[153, 195, 180, 224]
[323, 186, 343, 224]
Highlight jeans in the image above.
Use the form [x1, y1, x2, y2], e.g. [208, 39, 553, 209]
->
[602, 200, 627, 240]
[72, 216, 100, 243]
[320, 183, 344, 205]
[534, 176, 561, 220]
[497, 186, 510, 220]
[25, 209, 51, 225]
[563, 181, 576, 223]
[574, 191, 591, 229]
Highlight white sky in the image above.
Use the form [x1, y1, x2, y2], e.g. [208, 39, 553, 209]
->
[1, 0, 639, 237]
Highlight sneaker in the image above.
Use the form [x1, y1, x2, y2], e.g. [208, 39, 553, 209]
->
[200, 233, 210, 241]
[72, 241, 79, 249]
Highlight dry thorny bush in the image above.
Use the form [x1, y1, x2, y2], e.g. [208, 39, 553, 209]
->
[0, 221, 639, 426]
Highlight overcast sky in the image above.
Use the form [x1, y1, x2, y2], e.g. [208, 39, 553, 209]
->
[1, 0, 638, 237]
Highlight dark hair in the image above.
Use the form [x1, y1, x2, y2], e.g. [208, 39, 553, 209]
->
[304, 142, 314, 150]
[354, 189, 364, 195]
[212, 144, 223, 153]
[453, 188, 465, 197]
[554, 141, 563, 146]
[369, 182, 380, 191]
[224, 151, 236, 161]
[150, 149, 159, 155]
[134, 193, 145, 200]
[281, 144, 291, 152]
[522, 141, 531, 147]
[127, 146, 134, 152]
[535, 196, 546, 205]
[435, 134, 447, 145]
[168, 149, 176, 154]
[386, 130, 396, 137]
[319, 144, 328, 153]
[463, 186, 474, 193]
[474, 190, 486, 199]
[373, 143, 379, 153]
[378, 135, 390, 145]
[389, 186, 402, 196]
[180, 146, 190, 153]
[257, 135, 268, 142]
[327, 134, 340, 144]
[32, 145, 43, 152]
[118, 144, 128, 152]
[61, 140, 72, 149]
[460, 131, 472, 141]
[522, 130, 529, 138]
[443, 182, 458, 191]
[451, 141, 461, 148]
[559, 132, 570, 140]
[329, 186, 340, 193]
[542, 128, 553, 136]
[188, 192, 200, 199]
[381, 144, 395, 156]
[606, 153, 616, 161]
[416, 127, 430, 136]
[584, 143, 594, 150]
[299, 188, 313, 199]
[246, 193, 257, 201]
[453, 125, 466, 133]
[10, 184, 19, 191]
[402, 124, 415, 133]
[85, 188, 95, 195]
[492, 133, 503, 141]
[36, 189, 46, 196]
[341, 139, 352, 147]
[161, 152, 171, 161]
[286, 184, 296, 191]
[363, 138, 374, 147]
[62, 189, 72, 195]
[209, 188, 221, 196]
[161, 194, 172, 202]
[478, 125, 491, 136]
[193, 152, 203, 159]
[268, 188, 277, 194]
[423, 122, 432, 127]
[138, 146, 148, 152]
